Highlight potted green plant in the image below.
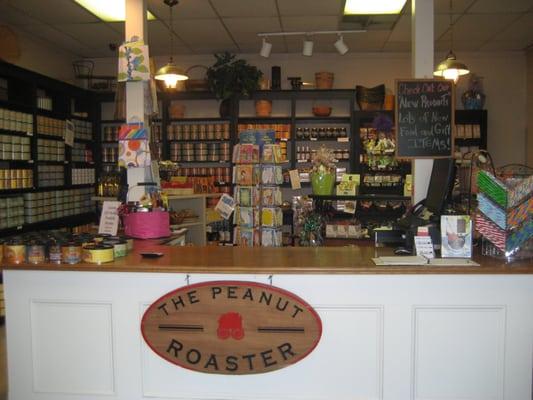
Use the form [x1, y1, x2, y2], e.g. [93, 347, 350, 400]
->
[310, 146, 337, 195]
[206, 52, 263, 118]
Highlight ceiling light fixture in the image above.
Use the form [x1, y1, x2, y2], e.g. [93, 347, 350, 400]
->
[73, 0, 155, 22]
[334, 34, 348, 55]
[433, 0, 469, 84]
[302, 38, 314, 57]
[343, 0, 407, 15]
[257, 30, 363, 56]
[260, 38, 272, 58]
[155, 0, 188, 89]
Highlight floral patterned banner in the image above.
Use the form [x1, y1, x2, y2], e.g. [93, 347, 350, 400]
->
[117, 38, 150, 82]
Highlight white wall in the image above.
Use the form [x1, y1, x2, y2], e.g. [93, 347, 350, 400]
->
[92, 50, 527, 167]
[4, 25, 78, 84]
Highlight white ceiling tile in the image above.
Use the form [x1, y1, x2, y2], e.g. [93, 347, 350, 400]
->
[17, 23, 90, 56]
[277, 0, 343, 16]
[173, 19, 234, 47]
[434, 0, 476, 14]
[434, 14, 463, 39]
[7, 0, 99, 24]
[147, 20, 190, 50]
[479, 40, 529, 51]
[0, 4, 40, 25]
[496, 13, 533, 42]
[468, 0, 533, 13]
[147, 0, 217, 20]
[382, 41, 410, 51]
[388, 14, 410, 42]
[55, 23, 122, 50]
[210, 0, 277, 17]
[190, 45, 240, 54]
[448, 14, 518, 41]
[281, 16, 340, 32]
[223, 17, 281, 35]
[435, 39, 485, 51]
[343, 31, 390, 44]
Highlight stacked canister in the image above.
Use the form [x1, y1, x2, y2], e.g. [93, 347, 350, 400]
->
[1, 232, 135, 265]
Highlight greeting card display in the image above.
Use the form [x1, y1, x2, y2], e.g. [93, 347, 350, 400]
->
[117, 38, 150, 82]
[118, 139, 151, 168]
[441, 215, 472, 258]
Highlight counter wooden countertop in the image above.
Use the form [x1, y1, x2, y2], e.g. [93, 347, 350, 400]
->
[2, 242, 532, 274]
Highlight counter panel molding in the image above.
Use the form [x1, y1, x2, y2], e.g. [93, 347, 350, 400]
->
[3, 269, 533, 400]
[30, 300, 115, 396]
[412, 306, 506, 400]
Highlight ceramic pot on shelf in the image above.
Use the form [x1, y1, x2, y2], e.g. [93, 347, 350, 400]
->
[311, 171, 335, 195]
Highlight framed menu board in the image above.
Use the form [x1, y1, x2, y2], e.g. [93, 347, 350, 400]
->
[395, 79, 454, 158]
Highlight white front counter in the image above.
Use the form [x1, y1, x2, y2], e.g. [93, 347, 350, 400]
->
[4, 270, 533, 400]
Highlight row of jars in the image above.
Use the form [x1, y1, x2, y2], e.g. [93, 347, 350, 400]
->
[167, 123, 230, 141]
[37, 116, 65, 138]
[295, 126, 349, 140]
[0, 169, 33, 190]
[172, 167, 232, 183]
[0, 108, 33, 133]
[296, 146, 349, 162]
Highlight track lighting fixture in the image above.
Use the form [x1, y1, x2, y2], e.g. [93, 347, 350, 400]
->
[302, 38, 314, 57]
[259, 37, 272, 58]
[334, 34, 348, 55]
[257, 29, 363, 57]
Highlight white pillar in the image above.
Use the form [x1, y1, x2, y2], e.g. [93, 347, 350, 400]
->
[411, 0, 434, 204]
[125, 0, 150, 202]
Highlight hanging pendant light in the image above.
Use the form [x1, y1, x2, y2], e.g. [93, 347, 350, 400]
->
[155, 0, 188, 89]
[433, 0, 469, 84]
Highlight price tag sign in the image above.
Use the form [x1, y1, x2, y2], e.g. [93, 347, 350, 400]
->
[64, 119, 74, 147]
[98, 201, 121, 235]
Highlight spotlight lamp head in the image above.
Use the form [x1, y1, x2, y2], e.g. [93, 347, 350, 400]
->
[302, 38, 314, 56]
[334, 34, 348, 55]
[260, 37, 272, 58]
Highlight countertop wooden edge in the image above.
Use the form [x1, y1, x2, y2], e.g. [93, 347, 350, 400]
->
[3, 263, 532, 275]
[2, 245, 531, 275]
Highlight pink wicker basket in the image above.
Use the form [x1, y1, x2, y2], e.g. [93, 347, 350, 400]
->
[123, 210, 170, 239]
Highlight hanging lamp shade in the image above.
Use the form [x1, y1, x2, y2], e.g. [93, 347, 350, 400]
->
[155, 59, 188, 89]
[433, 51, 469, 83]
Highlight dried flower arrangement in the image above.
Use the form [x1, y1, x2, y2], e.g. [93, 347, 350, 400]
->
[311, 146, 336, 174]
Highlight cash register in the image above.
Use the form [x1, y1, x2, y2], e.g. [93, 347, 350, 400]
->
[392, 158, 456, 253]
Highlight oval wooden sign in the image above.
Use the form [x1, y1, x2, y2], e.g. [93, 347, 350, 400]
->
[141, 280, 322, 375]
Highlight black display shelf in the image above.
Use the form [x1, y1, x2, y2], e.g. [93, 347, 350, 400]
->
[310, 194, 411, 201]
[100, 119, 125, 124]
[0, 160, 34, 166]
[0, 99, 34, 113]
[169, 139, 231, 143]
[69, 114, 91, 122]
[162, 91, 218, 100]
[0, 212, 96, 237]
[71, 161, 95, 166]
[175, 160, 231, 164]
[0, 187, 35, 195]
[455, 138, 483, 146]
[74, 138, 93, 143]
[169, 117, 230, 122]
[238, 116, 292, 123]
[36, 133, 64, 141]
[36, 108, 67, 120]
[101, 140, 119, 144]
[294, 116, 351, 123]
[36, 160, 67, 165]
[0, 128, 33, 137]
[295, 137, 350, 142]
